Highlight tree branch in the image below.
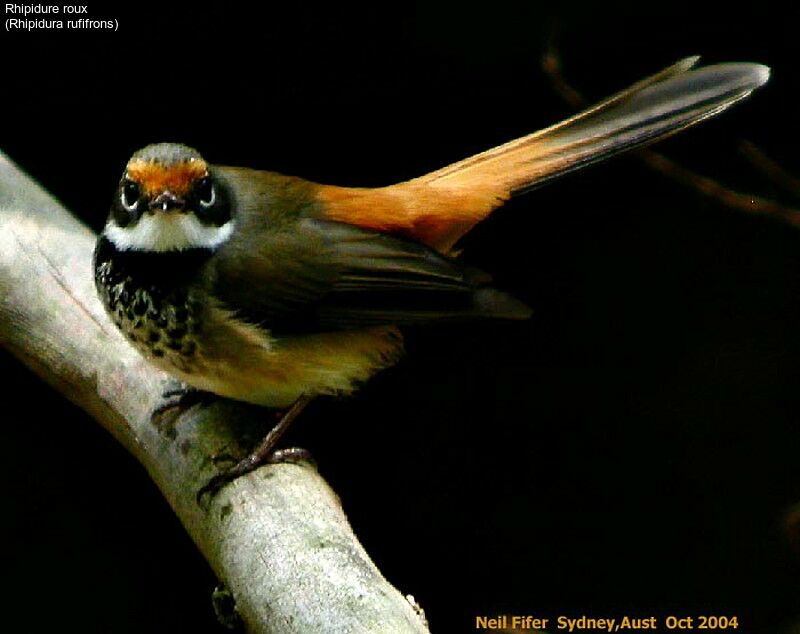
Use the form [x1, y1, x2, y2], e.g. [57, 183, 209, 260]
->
[0, 151, 430, 634]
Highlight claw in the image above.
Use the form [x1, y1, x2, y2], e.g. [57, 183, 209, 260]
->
[151, 385, 215, 438]
[269, 447, 317, 469]
[195, 395, 314, 508]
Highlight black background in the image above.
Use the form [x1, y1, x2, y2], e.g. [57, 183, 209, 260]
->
[2, 2, 800, 632]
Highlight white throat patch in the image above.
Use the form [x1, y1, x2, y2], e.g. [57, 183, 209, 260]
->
[105, 213, 234, 252]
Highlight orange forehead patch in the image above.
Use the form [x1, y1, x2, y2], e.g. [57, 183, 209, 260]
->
[126, 158, 209, 197]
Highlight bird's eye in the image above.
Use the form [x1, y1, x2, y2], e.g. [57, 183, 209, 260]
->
[196, 177, 215, 208]
[121, 179, 141, 211]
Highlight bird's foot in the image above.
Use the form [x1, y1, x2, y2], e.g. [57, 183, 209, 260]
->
[196, 395, 314, 507]
[151, 384, 215, 439]
[197, 446, 315, 508]
[269, 446, 316, 468]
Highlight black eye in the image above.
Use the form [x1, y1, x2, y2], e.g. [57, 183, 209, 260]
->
[196, 177, 216, 208]
[121, 179, 140, 211]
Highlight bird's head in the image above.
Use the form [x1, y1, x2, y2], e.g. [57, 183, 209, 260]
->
[104, 143, 233, 252]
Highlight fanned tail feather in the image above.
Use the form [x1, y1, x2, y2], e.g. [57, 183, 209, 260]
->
[320, 57, 769, 254]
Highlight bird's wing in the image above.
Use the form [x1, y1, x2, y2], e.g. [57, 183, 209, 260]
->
[315, 58, 770, 253]
[211, 216, 530, 334]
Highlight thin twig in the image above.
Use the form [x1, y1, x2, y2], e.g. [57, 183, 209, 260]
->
[637, 151, 800, 227]
[738, 140, 800, 200]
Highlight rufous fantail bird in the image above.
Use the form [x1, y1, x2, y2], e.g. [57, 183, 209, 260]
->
[93, 57, 769, 495]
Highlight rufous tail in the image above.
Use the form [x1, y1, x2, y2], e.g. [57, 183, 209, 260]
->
[320, 57, 769, 254]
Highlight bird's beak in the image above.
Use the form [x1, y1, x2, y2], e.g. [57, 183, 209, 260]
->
[149, 191, 186, 213]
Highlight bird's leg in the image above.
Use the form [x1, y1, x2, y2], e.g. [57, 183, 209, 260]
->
[197, 394, 315, 505]
[151, 382, 215, 439]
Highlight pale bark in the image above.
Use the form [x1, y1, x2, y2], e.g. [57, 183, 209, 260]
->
[0, 151, 430, 634]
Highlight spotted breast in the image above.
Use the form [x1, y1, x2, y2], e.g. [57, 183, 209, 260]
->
[93, 234, 404, 408]
[93, 236, 208, 375]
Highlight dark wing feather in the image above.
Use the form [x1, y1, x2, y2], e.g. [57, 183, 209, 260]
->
[211, 217, 530, 334]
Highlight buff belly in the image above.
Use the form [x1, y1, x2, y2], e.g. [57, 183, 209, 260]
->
[96, 260, 404, 407]
[135, 305, 404, 408]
